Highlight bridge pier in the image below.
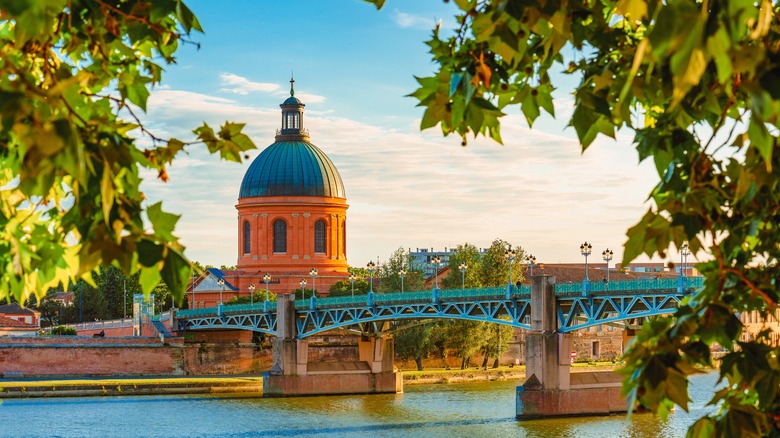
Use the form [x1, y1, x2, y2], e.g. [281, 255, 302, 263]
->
[263, 294, 402, 397]
[517, 275, 629, 419]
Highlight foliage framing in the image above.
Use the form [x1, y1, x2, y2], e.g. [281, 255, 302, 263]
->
[0, 1, 255, 304]
[367, 0, 780, 436]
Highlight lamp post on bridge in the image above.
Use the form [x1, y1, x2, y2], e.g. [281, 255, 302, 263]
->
[680, 243, 690, 277]
[263, 273, 271, 302]
[527, 255, 536, 276]
[580, 242, 592, 281]
[431, 256, 441, 290]
[217, 278, 225, 305]
[300, 278, 307, 300]
[602, 249, 613, 283]
[459, 262, 468, 289]
[504, 247, 516, 290]
[309, 268, 318, 298]
[399, 269, 407, 292]
[367, 261, 376, 293]
[248, 283, 255, 305]
[349, 273, 358, 298]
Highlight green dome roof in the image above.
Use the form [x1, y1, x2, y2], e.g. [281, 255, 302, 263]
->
[239, 140, 346, 199]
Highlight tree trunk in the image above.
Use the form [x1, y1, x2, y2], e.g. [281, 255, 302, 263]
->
[492, 357, 499, 368]
[415, 357, 424, 371]
[481, 354, 490, 368]
[461, 356, 468, 369]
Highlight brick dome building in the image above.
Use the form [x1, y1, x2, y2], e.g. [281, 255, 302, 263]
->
[232, 78, 349, 297]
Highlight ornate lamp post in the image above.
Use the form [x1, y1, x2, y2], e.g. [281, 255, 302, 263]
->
[309, 268, 318, 297]
[263, 273, 271, 302]
[431, 256, 441, 290]
[349, 273, 358, 298]
[248, 283, 255, 305]
[527, 255, 536, 276]
[602, 249, 613, 283]
[300, 278, 307, 300]
[367, 261, 376, 293]
[217, 278, 225, 305]
[680, 243, 691, 277]
[504, 247, 517, 287]
[459, 262, 468, 289]
[580, 241, 592, 281]
[399, 269, 407, 292]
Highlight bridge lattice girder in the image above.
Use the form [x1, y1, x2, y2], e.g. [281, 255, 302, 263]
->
[177, 290, 690, 337]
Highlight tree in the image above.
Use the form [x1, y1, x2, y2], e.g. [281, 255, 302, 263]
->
[379, 247, 424, 292]
[441, 243, 482, 289]
[329, 279, 370, 297]
[0, 2, 255, 306]
[477, 239, 524, 287]
[443, 320, 491, 369]
[395, 323, 438, 371]
[366, 0, 780, 434]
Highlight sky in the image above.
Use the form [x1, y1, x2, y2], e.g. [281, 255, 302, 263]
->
[138, 0, 674, 268]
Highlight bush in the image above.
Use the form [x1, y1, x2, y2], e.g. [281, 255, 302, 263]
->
[50, 326, 77, 335]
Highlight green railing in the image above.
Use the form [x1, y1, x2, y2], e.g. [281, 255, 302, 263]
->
[554, 277, 703, 295]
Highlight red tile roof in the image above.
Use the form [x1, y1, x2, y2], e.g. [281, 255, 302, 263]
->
[0, 315, 38, 329]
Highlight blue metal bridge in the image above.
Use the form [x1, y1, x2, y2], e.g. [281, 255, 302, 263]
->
[176, 277, 703, 338]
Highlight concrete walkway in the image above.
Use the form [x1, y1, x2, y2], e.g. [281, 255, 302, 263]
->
[0, 375, 264, 398]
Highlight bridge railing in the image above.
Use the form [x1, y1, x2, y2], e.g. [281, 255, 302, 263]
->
[553, 276, 703, 295]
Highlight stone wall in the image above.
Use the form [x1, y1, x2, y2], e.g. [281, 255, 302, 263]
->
[0, 337, 271, 377]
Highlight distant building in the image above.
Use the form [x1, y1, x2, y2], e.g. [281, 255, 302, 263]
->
[0, 302, 40, 327]
[409, 247, 488, 276]
[0, 316, 38, 337]
[52, 292, 74, 306]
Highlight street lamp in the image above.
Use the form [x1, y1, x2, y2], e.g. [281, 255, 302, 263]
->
[309, 268, 318, 297]
[263, 273, 271, 302]
[349, 273, 358, 298]
[366, 261, 376, 293]
[300, 278, 307, 300]
[504, 247, 516, 287]
[431, 256, 441, 290]
[459, 262, 468, 289]
[580, 242, 592, 281]
[527, 255, 537, 276]
[680, 243, 691, 277]
[602, 249, 613, 283]
[399, 269, 407, 292]
[217, 278, 225, 305]
[248, 283, 255, 305]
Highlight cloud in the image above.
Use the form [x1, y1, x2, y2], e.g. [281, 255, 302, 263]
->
[219, 73, 280, 95]
[392, 10, 446, 30]
[137, 83, 660, 268]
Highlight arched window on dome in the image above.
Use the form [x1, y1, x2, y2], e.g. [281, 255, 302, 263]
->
[243, 221, 251, 254]
[314, 220, 326, 254]
[273, 219, 287, 253]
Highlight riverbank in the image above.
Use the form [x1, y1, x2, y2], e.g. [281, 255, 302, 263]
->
[0, 363, 621, 398]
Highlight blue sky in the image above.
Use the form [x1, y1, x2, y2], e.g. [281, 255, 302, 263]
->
[139, 0, 669, 268]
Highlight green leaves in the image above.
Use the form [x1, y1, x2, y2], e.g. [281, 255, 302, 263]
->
[393, 0, 780, 435]
[0, 1, 257, 306]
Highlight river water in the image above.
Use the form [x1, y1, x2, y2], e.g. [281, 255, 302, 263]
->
[0, 373, 719, 437]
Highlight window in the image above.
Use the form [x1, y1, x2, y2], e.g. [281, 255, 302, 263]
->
[243, 221, 251, 254]
[314, 220, 326, 253]
[273, 220, 287, 253]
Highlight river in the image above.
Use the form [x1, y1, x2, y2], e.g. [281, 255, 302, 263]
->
[0, 373, 719, 437]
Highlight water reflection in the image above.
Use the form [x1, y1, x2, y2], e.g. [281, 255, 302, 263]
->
[0, 372, 719, 438]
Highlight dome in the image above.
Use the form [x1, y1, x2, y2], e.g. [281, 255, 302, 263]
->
[239, 140, 346, 198]
[283, 96, 302, 105]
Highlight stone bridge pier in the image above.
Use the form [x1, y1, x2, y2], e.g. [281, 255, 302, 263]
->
[263, 294, 402, 397]
[517, 275, 630, 419]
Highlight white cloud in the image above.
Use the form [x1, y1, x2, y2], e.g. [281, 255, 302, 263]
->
[138, 83, 660, 268]
[392, 10, 435, 29]
[219, 73, 280, 95]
